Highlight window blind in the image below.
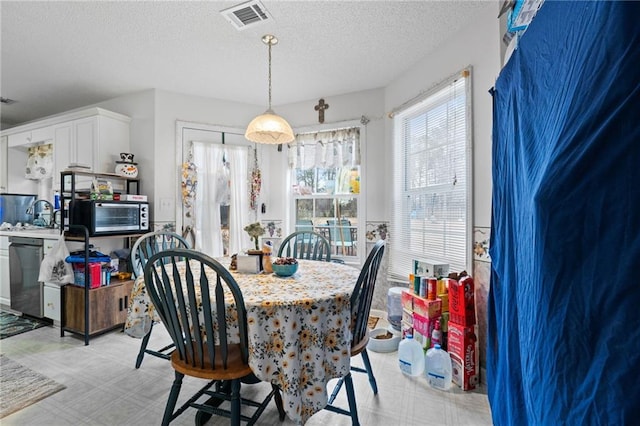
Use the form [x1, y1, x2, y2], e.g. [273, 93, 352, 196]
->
[390, 69, 472, 279]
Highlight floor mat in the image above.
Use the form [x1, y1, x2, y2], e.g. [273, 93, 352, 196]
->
[0, 354, 66, 418]
[0, 311, 49, 339]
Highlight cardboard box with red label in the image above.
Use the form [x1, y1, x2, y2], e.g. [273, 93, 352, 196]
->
[447, 322, 479, 390]
[401, 289, 413, 311]
[450, 351, 479, 391]
[413, 295, 442, 319]
[448, 275, 476, 326]
[413, 312, 441, 348]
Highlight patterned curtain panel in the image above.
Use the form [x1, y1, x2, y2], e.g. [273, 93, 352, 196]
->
[288, 127, 360, 169]
[25, 144, 54, 180]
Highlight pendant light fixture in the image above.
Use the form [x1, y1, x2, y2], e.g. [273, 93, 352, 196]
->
[245, 34, 295, 145]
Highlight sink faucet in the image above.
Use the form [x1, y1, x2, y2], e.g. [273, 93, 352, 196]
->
[26, 199, 58, 228]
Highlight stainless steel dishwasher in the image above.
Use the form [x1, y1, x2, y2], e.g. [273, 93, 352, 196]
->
[9, 236, 44, 318]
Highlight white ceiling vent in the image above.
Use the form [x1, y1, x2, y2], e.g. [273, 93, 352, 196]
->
[220, 0, 272, 31]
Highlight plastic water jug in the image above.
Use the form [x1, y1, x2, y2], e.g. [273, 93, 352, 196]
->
[425, 344, 452, 390]
[398, 334, 425, 376]
[387, 287, 404, 330]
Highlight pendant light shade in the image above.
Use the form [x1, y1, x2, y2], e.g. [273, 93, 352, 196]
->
[245, 109, 294, 144]
[245, 35, 294, 145]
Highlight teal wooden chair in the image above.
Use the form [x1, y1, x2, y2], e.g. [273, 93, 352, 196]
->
[327, 219, 356, 255]
[277, 231, 331, 262]
[325, 240, 386, 425]
[295, 219, 314, 232]
[144, 249, 285, 425]
[130, 230, 190, 368]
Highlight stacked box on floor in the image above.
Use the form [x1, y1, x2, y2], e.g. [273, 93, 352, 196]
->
[400, 290, 443, 349]
[448, 275, 476, 326]
[448, 322, 479, 390]
[446, 275, 479, 390]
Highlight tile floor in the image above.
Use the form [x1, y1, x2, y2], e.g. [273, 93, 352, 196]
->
[0, 323, 493, 425]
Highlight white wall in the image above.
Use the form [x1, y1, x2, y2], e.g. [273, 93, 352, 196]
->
[384, 2, 502, 228]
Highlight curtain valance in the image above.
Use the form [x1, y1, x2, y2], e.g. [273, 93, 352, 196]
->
[288, 127, 360, 169]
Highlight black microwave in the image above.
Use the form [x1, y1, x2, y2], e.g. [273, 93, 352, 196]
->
[70, 200, 149, 236]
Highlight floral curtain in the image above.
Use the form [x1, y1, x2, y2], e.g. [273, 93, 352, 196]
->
[25, 143, 54, 180]
[287, 127, 360, 170]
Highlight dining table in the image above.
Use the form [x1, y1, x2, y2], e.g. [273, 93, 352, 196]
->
[124, 257, 360, 425]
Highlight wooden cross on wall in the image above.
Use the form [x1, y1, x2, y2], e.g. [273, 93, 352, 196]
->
[314, 98, 329, 123]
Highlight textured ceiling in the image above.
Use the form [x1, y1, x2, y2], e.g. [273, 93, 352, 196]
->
[0, 1, 494, 128]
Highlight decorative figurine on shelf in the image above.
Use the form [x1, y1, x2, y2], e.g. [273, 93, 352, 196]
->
[230, 253, 238, 271]
[115, 152, 138, 178]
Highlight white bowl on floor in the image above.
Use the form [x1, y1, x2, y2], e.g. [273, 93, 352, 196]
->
[367, 327, 401, 353]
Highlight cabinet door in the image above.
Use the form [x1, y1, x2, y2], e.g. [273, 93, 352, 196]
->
[94, 115, 130, 174]
[73, 117, 97, 170]
[43, 284, 61, 322]
[54, 118, 96, 189]
[64, 279, 133, 334]
[53, 124, 72, 188]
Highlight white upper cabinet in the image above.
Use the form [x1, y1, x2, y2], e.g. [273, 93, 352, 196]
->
[1, 108, 131, 190]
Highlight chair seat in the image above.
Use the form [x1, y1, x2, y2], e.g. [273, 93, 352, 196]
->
[350, 332, 369, 357]
[145, 249, 284, 425]
[171, 343, 254, 381]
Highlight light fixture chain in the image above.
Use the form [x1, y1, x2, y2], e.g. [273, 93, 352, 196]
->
[245, 34, 294, 145]
[268, 39, 272, 110]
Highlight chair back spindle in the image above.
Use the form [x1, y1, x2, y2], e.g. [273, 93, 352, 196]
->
[350, 240, 385, 346]
[144, 249, 249, 373]
[144, 248, 284, 425]
[131, 230, 190, 278]
[277, 231, 331, 262]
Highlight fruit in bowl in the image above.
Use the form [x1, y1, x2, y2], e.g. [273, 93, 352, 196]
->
[272, 257, 299, 277]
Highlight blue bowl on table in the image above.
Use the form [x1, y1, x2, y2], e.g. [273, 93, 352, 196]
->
[272, 262, 299, 277]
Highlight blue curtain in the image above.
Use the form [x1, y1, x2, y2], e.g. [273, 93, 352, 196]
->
[489, 2, 640, 424]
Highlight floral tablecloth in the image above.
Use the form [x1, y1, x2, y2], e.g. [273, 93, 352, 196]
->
[124, 258, 359, 424]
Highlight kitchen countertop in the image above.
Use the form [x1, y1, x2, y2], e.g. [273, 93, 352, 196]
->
[0, 228, 62, 239]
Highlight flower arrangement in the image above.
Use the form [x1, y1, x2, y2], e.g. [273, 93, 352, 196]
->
[244, 222, 265, 250]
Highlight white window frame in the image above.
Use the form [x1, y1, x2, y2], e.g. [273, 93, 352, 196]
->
[288, 120, 366, 266]
[390, 68, 473, 278]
